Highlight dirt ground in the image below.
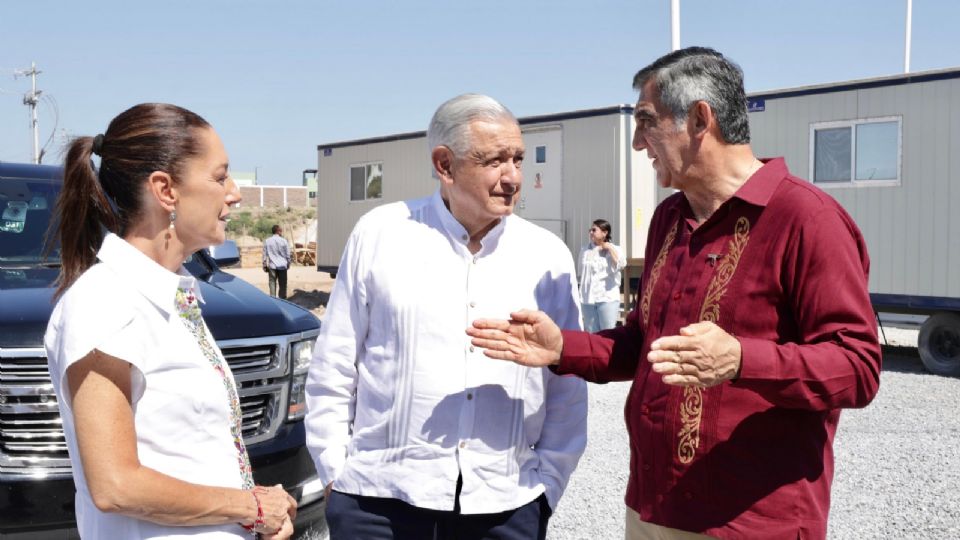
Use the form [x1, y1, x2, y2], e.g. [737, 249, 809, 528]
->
[223, 265, 335, 319]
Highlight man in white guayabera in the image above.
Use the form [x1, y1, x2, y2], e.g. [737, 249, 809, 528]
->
[304, 93, 587, 540]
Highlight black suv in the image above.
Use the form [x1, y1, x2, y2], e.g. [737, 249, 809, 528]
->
[0, 162, 325, 538]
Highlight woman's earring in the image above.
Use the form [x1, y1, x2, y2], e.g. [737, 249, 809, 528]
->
[169, 210, 177, 230]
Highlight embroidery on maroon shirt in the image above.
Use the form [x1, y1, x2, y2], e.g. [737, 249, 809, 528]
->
[678, 216, 752, 464]
[699, 216, 751, 323]
[640, 220, 679, 328]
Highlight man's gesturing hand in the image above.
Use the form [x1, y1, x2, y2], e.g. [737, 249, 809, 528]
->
[648, 321, 742, 387]
[467, 310, 563, 368]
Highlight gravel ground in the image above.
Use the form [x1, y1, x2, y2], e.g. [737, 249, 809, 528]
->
[274, 285, 959, 540]
[231, 256, 958, 538]
[547, 326, 960, 539]
[547, 380, 631, 539]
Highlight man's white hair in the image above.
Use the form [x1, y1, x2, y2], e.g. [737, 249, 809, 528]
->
[427, 94, 517, 159]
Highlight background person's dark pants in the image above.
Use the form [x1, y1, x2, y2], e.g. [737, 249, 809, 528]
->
[325, 490, 551, 540]
[267, 267, 288, 299]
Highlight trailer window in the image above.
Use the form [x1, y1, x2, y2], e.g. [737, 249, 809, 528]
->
[813, 127, 851, 183]
[855, 122, 899, 181]
[810, 117, 901, 187]
[350, 162, 383, 202]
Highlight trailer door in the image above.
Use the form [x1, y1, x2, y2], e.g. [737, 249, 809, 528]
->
[517, 126, 564, 241]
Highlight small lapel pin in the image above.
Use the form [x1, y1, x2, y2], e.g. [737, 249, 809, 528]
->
[706, 253, 722, 267]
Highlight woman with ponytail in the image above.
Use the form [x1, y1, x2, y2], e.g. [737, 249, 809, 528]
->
[44, 103, 296, 539]
[578, 218, 625, 332]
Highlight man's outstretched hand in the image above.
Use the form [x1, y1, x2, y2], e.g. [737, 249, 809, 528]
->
[467, 309, 563, 367]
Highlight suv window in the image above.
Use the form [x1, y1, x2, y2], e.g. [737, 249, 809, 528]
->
[0, 176, 60, 266]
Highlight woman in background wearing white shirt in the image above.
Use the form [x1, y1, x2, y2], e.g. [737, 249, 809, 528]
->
[578, 219, 625, 332]
[44, 104, 296, 539]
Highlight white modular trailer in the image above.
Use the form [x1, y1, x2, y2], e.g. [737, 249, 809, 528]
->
[746, 67, 960, 375]
[315, 105, 658, 276]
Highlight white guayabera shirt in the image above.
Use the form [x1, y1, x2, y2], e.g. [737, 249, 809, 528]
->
[45, 233, 248, 539]
[305, 191, 588, 514]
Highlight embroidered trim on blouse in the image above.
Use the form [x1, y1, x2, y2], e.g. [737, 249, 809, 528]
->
[175, 287, 254, 489]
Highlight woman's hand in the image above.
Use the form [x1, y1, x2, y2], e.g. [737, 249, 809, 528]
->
[601, 242, 620, 266]
[252, 485, 297, 534]
[260, 513, 293, 540]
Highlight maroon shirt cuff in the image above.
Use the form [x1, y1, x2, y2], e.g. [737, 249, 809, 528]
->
[734, 336, 778, 381]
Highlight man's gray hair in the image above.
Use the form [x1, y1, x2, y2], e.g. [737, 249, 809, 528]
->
[427, 94, 518, 158]
[632, 46, 750, 144]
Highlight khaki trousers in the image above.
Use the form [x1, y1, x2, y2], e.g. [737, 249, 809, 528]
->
[625, 507, 715, 540]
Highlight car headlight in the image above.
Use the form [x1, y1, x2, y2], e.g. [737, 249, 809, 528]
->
[287, 338, 315, 420]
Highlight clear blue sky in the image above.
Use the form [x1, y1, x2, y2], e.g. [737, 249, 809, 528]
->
[2, 0, 958, 185]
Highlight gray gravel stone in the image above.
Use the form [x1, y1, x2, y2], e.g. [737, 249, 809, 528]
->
[547, 327, 960, 539]
[548, 381, 632, 539]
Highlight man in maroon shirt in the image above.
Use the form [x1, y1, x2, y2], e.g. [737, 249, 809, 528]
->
[468, 47, 881, 540]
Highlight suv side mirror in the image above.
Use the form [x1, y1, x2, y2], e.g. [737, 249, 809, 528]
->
[209, 240, 241, 268]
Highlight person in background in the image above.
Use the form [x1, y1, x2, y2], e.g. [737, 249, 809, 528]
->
[468, 47, 881, 539]
[263, 224, 291, 299]
[579, 218, 625, 332]
[45, 103, 297, 539]
[305, 93, 587, 540]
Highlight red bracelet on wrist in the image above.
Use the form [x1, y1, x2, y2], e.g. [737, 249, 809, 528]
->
[240, 489, 264, 533]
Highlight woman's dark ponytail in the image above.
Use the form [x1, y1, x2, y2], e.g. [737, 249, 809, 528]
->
[52, 136, 120, 298]
[50, 103, 211, 298]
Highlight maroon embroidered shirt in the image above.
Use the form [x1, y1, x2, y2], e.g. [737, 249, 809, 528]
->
[557, 158, 881, 539]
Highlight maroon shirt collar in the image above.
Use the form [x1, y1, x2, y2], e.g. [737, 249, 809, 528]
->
[730, 157, 787, 207]
[668, 157, 788, 221]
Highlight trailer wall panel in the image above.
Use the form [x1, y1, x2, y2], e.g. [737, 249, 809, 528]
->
[557, 114, 624, 258]
[949, 80, 960, 295]
[316, 138, 431, 269]
[748, 74, 960, 299]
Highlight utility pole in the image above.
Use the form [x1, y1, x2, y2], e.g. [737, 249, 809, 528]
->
[904, 0, 913, 73]
[14, 63, 43, 164]
[670, 0, 680, 51]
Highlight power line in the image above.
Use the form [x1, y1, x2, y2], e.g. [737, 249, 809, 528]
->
[39, 93, 60, 163]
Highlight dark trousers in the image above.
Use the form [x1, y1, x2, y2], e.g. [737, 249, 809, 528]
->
[267, 267, 288, 299]
[325, 490, 551, 540]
